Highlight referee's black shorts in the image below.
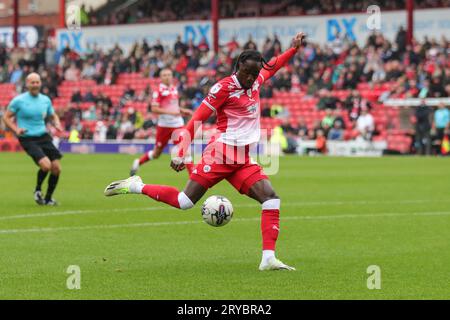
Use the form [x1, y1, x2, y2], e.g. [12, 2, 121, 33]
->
[18, 133, 63, 164]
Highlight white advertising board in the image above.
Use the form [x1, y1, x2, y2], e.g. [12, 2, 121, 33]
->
[0, 26, 39, 48]
[56, 8, 450, 54]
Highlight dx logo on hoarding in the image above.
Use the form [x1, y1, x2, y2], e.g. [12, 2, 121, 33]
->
[327, 5, 381, 41]
[327, 18, 357, 41]
[184, 24, 211, 45]
[58, 32, 83, 51]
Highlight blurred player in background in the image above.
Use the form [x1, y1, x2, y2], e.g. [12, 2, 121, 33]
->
[130, 68, 193, 176]
[105, 32, 306, 271]
[2, 73, 63, 206]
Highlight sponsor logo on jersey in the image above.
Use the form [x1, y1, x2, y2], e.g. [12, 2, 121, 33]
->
[247, 103, 258, 114]
[210, 83, 222, 94]
[203, 165, 211, 173]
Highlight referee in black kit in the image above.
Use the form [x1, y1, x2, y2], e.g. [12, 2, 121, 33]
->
[3, 73, 63, 206]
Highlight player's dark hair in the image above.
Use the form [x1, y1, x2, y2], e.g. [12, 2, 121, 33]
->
[234, 50, 275, 73]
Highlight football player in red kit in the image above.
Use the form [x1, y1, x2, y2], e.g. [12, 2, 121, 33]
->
[130, 68, 193, 176]
[106, 32, 306, 271]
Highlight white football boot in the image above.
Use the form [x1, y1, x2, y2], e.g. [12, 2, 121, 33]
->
[259, 256, 296, 271]
[104, 175, 143, 197]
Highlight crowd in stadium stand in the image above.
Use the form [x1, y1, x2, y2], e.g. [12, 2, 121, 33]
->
[0, 26, 449, 154]
[78, 0, 450, 25]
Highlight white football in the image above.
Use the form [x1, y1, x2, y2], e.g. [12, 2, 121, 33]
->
[201, 195, 233, 227]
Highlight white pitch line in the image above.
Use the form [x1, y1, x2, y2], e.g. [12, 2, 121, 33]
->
[0, 206, 169, 221]
[0, 210, 449, 235]
[1, 199, 449, 221]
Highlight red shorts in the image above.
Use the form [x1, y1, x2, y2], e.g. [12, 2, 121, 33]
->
[155, 126, 181, 148]
[189, 142, 268, 195]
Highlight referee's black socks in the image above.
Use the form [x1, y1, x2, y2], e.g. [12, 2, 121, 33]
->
[45, 174, 59, 201]
[36, 169, 48, 192]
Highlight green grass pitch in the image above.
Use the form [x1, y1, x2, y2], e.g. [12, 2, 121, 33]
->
[0, 153, 449, 299]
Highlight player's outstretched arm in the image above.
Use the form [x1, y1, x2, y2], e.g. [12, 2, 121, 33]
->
[259, 32, 306, 82]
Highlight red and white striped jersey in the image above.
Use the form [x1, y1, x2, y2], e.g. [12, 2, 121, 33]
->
[203, 73, 266, 146]
[152, 83, 184, 128]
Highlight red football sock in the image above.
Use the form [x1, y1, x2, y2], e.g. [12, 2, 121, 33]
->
[139, 150, 154, 165]
[142, 185, 180, 208]
[139, 153, 150, 165]
[261, 209, 280, 251]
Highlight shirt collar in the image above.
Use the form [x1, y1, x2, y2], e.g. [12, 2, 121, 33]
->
[231, 74, 242, 89]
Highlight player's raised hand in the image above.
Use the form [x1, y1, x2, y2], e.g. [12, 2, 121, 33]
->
[292, 32, 307, 49]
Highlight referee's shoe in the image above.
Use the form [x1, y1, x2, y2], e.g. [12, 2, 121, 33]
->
[45, 198, 58, 206]
[34, 190, 45, 205]
[34, 190, 58, 206]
